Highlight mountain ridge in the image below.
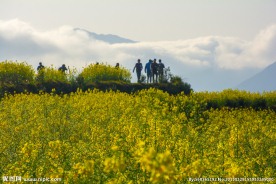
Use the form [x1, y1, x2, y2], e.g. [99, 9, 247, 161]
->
[74, 28, 137, 44]
[237, 62, 276, 92]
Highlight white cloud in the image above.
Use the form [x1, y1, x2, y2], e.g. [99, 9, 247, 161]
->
[1, 19, 276, 90]
[0, 19, 35, 39]
[249, 24, 276, 64]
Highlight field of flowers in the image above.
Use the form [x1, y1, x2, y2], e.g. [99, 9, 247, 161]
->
[0, 89, 275, 183]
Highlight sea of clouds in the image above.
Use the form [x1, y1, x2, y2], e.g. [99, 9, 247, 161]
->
[1, 19, 276, 91]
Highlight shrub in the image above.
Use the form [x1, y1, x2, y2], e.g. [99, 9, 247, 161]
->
[79, 63, 131, 84]
[0, 60, 35, 85]
[35, 66, 76, 94]
[170, 75, 184, 85]
[169, 75, 193, 94]
[36, 66, 68, 83]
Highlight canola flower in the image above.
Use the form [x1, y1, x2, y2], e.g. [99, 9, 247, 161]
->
[36, 66, 68, 83]
[0, 60, 35, 85]
[0, 89, 275, 183]
[79, 63, 131, 83]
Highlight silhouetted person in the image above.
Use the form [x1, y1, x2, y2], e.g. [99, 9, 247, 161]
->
[145, 59, 152, 83]
[58, 64, 68, 73]
[151, 59, 158, 83]
[133, 59, 143, 82]
[158, 59, 165, 82]
[37, 62, 45, 71]
[36, 62, 45, 82]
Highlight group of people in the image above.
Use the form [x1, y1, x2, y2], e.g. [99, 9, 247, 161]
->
[37, 62, 68, 73]
[133, 59, 165, 83]
[37, 60, 165, 83]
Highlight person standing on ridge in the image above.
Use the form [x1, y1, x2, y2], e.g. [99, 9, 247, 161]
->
[133, 59, 143, 82]
[36, 62, 45, 82]
[151, 59, 158, 83]
[158, 59, 165, 82]
[58, 64, 68, 73]
[37, 62, 45, 71]
[145, 59, 152, 83]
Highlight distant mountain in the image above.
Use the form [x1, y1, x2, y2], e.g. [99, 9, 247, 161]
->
[237, 62, 276, 92]
[74, 28, 136, 44]
[186, 67, 260, 91]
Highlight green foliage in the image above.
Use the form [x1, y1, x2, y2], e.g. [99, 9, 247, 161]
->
[79, 63, 131, 84]
[158, 66, 172, 83]
[36, 66, 68, 83]
[2, 61, 275, 112]
[35, 66, 80, 94]
[169, 75, 192, 94]
[197, 89, 276, 110]
[0, 60, 35, 85]
[67, 67, 79, 86]
[170, 75, 184, 85]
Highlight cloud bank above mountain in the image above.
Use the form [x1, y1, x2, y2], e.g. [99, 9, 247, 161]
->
[1, 19, 276, 90]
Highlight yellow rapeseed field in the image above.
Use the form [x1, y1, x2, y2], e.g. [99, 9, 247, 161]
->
[0, 89, 275, 183]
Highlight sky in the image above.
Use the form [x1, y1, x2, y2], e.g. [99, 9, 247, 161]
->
[1, 0, 276, 91]
[1, 0, 276, 41]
